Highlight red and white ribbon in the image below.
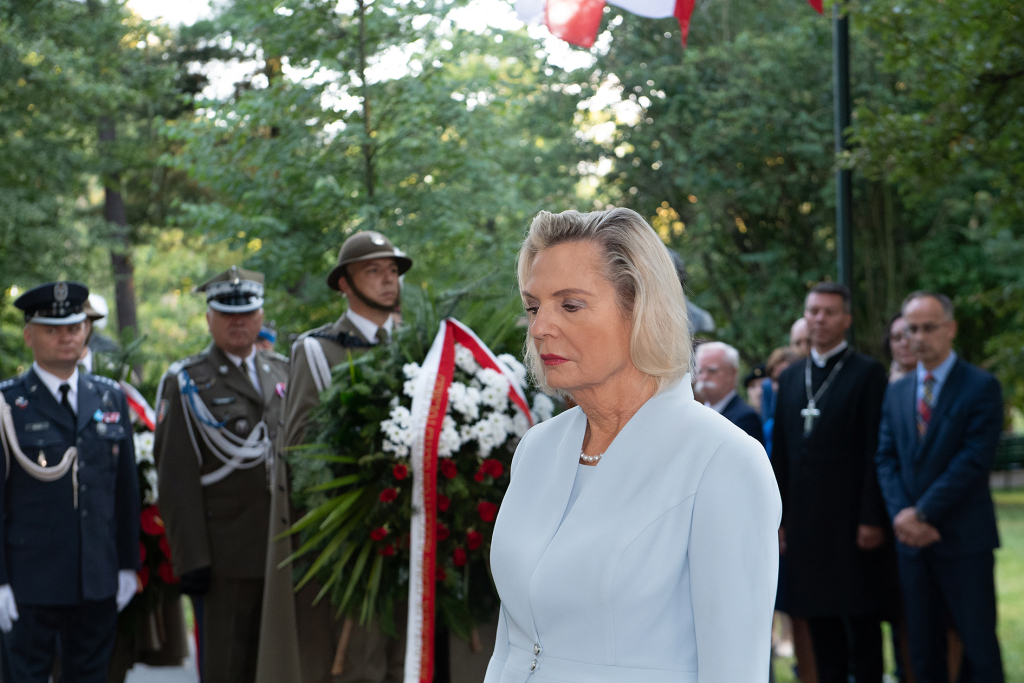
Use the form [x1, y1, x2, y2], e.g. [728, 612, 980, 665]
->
[120, 380, 156, 431]
[404, 319, 532, 683]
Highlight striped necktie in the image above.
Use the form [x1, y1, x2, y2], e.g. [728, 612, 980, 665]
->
[917, 373, 936, 437]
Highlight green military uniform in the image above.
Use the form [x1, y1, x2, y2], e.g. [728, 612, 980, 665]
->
[258, 232, 408, 683]
[153, 267, 289, 683]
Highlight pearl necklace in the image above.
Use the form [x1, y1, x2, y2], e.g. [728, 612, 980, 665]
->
[579, 450, 603, 465]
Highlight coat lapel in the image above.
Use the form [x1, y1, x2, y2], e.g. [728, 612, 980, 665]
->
[917, 359, 965, 457]
[210, 345, 263, 405]
[76, 374, 103, 433]
[26, 369, 76, 433]
[338, 315, 373, 345]
[255, 352, 275, 408]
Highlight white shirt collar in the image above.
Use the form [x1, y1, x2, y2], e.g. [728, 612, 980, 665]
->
[80, 348, 94, 374]
[345, 308, 394, 344]
[223, 346, 256, 369]
[811, 340, 849, 368]
[705, 390, 737, 414]
[32, 361, 79, 413]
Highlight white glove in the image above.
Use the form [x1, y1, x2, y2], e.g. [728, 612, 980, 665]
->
[0, 584, 18, 633]
[116, 570, 139, 612]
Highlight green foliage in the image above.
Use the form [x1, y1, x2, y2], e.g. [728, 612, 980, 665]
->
[285, 294, 541, 637]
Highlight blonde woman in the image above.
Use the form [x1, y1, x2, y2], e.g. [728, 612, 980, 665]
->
[484, 208, 781, 683]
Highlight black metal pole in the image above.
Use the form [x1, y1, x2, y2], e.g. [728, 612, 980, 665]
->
[833, 4, 853, 292]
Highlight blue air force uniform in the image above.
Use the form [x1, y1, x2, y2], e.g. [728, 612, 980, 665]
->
[0, 281, 140, 683]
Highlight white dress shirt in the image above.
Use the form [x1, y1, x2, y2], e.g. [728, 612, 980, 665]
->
[224, 347, 261, 394]
[811, 340, 849, 368]
[344, 308, 394, 344]
[705, 390, 737, 414]
[32, 362, 79, 414]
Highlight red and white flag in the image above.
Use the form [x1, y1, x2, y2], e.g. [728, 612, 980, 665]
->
[517, 0, 697, 47]
[120, 380, 156, 431]
[404, 319, 531, 683]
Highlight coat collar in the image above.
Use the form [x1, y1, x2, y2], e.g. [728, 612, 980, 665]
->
[26, 367, 76, 432]
[209, 344, 264, 405]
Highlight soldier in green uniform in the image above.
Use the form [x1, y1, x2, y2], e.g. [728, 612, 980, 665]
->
[153, 267, 289, 683]
[258, 232, 410, 683]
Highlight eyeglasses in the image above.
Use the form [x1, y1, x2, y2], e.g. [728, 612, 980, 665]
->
[906, 322, 947, 335]
[890, 333, 907, 343]
[697, 365, 722, 376]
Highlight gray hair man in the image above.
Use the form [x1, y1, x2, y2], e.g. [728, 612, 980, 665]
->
[695, 342, 764, 444]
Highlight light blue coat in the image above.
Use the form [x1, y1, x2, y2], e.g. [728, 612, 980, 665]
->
[484, 380, 781, 683]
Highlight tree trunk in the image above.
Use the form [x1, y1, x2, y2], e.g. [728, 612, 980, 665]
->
[357, 0, 375, 200]
[99, 115, 140, 372]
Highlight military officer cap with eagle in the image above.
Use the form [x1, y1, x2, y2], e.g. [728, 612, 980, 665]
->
[14, 281, 90, 325]
[195, 266, 265, 313]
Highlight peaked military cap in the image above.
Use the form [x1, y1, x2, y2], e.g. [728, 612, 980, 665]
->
[195, 266, 265, 314]
[82, 297, 106, 322]
[15, 281, 90, 325]
[327, 231, 412, 291]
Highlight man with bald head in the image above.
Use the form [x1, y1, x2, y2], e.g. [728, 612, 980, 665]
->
[790, 318, 810, 356]
[695, 342, 763, 444]
[875, 291, 1005, 682]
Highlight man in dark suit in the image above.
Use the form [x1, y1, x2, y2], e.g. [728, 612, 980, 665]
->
[0, 281, 141, 682]
[695, 341, 764, 444]
[876, 291, 1005, 683]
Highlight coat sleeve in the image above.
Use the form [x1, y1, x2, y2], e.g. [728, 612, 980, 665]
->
[874, 385, 914, 521]
[154, 373, 212, 575]
[691, 438, 781, 683]
[282, 340, 321, 452]
[916, 374, 1003, 523]
[857, 362, 889, 528]
[115, 391, 141, 571]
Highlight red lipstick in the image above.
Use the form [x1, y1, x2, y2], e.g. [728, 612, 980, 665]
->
[540, 354, 568, 366]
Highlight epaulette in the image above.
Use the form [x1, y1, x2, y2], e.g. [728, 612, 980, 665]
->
[87, 374, 124, 393]
[310, 329, 374, 349]
[271, 351, 289, 362]
[165, 353, 206, 378]
[0, 374, 25, 391]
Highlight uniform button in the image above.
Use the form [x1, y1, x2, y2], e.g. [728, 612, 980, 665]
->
[81, 509, 89, 518]
[533, 644, 541, 655]
[77, 438, 83, 445]
[530, 659, 537, 671]
[80, 485, 87, 493]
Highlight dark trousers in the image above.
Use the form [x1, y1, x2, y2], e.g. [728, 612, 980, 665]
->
[0, 598, 117, 683]
[898, 550, 1004, 683]
[806, 614, 883, 683]
[202, 577, 264, 683]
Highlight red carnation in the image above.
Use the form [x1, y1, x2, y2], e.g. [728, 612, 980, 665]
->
[379, 544, 395, 557]
[438, 494, 450, 512]
[158, 562, 178, 584]
[370, 526, 389, 541]
[138, 566, 150, 590]
[159, 536, 173, 561]
[380, 488, 399, 503]
[436, 567, 447, 581]
[439, 459, 458, 479]
[474, 470, 485, 482]
[139, 541, 147, 564]
[478, 501, 498, 523]
[140, 506, 165, 536]
[436, 523, 450, 541]
[485, 459, 505, 478]
[453, 548, 467, 567]
[393, 464, 408, 480]
[466, 530, 483, 551]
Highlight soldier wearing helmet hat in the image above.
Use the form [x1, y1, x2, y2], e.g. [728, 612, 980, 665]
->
[0, 281, 141, 682]
[153, 266, 289, 683]
[257, 232, 412, 683]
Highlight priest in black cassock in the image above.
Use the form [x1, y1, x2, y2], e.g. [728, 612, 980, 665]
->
[772, 282, 899, 683]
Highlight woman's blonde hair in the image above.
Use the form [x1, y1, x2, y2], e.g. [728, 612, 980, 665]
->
[518, 207, 692, 396]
